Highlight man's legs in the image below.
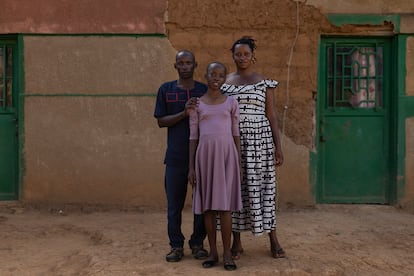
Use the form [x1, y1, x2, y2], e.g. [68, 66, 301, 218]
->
[165, 165, 188, 261]
[189, 196, 207, 259]
[189, 214, 207, 247]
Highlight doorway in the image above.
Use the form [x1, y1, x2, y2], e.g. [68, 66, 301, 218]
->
[316, 37, 394, 203]
[0, 37, 19, 200]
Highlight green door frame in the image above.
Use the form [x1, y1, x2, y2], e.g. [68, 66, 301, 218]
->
[313, 35, 398, 204]
[0, 34, 24, 200]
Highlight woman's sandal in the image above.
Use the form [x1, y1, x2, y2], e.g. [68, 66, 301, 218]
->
[270, 239, 286, 259]
[231, 248, 244, 260]
[271, 247, 286, 259]
[202, 258, 218, 268]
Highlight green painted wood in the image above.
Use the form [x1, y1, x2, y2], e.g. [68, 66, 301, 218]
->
[321, 115, 389, 203]
[317, 37, 393, 203]
[0, 39, 18, 200]
[327, 14, 400, 33]
[0, 115, 17, 199]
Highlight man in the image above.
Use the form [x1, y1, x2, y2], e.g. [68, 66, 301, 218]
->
[154, 50, 208, 262]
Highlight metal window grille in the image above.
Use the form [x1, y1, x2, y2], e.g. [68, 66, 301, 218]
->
[0, 45, 13, 108]
[327, 44, 383, 110]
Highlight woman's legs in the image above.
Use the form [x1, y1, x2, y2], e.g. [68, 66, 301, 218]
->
[269, 230, 286, 258]
[231, 231, 243, 259]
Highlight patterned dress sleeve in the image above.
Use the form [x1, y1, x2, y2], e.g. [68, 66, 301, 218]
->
[230, 98, 240, 137]
[189, 108, 199, 140]
[264, 79, 279, 88]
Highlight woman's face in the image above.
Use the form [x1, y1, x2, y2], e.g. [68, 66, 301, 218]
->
[232, 44, 253, 69]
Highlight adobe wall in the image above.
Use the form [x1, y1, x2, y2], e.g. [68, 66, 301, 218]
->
[165, 0, 338, 207]
[1, 0, 413, 207]
[22, 36, 176, 206]
[403, 37, 414, 209]
[165, 0, 393, 207]
[0, 0, 172, 207]
[168, 0, 331, 146]
[166, 0, 414, 207]
[307, 0, 414, 14]
[407, 38, 414, 97]
[405, 118, 414, 209]
[0, 0, 166, 34]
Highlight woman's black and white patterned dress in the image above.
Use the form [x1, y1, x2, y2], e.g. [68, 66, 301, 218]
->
[222, 79, 278, 236]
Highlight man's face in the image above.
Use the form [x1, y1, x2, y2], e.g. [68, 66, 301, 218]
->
[174, 53, 196, 80]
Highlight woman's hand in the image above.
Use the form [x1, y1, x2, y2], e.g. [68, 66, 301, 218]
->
[275, 148, 284, 167]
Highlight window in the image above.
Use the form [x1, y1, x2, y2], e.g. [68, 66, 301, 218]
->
[0, 45, 14, 108]
[327, 44, 384, 109]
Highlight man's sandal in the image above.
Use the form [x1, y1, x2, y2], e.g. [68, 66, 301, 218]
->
[202, 259, 218, 268]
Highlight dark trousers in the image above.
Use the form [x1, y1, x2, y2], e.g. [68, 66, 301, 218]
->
[165, 164, 206, 249]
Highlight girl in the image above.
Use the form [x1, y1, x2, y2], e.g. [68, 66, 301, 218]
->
[188, 62, 242, 271]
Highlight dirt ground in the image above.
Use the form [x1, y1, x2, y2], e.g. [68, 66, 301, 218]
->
[0, 202, 413, 276]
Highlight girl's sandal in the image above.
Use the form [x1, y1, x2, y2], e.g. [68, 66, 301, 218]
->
[223, 258, 237, 271]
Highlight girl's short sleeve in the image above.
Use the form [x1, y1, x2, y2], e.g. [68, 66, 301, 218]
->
[230, 98, 240, 136]
[189, 109, 199, 140]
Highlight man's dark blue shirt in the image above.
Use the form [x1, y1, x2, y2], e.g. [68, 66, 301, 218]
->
[154, 80, 207, 166]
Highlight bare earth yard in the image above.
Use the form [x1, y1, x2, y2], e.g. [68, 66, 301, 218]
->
[0, 203, 413, 276]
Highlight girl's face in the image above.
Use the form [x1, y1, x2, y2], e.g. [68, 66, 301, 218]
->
[206, 64, 226, 90]
[232, 44, 254, 69]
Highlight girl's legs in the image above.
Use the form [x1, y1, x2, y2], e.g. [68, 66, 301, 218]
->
[269, 230, 286, 258]
[203, 210, 218, 266]
[220, 211, 237, 270]
[218, 211, 232, 259]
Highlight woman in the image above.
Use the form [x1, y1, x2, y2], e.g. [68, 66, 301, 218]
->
[221, 36, 286, 259]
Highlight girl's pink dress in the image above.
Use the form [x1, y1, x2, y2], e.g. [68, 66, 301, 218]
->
[190, 97, 242, 214]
